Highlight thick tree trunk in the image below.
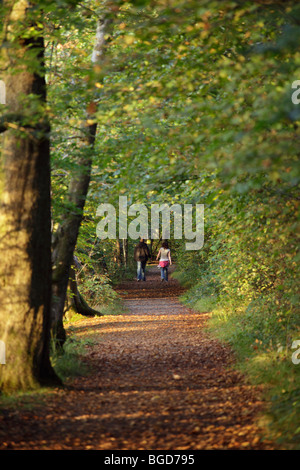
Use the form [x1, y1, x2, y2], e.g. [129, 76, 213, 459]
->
[0, 1, 60, 392]
[51, 17, 112, 344]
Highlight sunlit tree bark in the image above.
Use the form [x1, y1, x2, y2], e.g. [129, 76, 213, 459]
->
[0, 1, 60, 392]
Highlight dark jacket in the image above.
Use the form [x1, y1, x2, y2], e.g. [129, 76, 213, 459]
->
[134, 241, 150, 262]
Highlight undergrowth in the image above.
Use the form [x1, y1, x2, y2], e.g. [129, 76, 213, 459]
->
[180, 290, 300, 450]
[50, 335, 94, 382]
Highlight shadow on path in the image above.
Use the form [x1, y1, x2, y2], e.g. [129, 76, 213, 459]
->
[0, 265, 275, 450]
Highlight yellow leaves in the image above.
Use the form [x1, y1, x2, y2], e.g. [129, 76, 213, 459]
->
[118, 85, 134, 94]
[6, 122, 19, 130]
[149, 96, 157, 104]
[146, 80, 162, 89]
[74, 48, 88, 57]
[122, 103, 139, 116]
[194, 21, 211, 32]
[202, 29, 212, 40]
[172, 374, 181, 380]
[10, 0, 28, 22]
[123, 35, 135, 46]
[233, 9, 246, 22]
[219, 70, 228, 79]
[93, 65, 102, 74]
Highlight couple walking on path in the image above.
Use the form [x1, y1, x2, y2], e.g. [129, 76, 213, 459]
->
[134, 238, 172, 282]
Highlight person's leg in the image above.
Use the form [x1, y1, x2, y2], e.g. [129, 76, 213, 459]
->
[160, 267, 164, 281]
[161, 267, 167, 281]
[142, 261, 146, 281]
[137, 261, 142, 281]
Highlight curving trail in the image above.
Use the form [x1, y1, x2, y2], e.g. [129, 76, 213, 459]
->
[0, 266, 274, 450]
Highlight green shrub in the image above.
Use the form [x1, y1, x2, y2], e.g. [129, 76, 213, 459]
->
[50, 335, 93, 381]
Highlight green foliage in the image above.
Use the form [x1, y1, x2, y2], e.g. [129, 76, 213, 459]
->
[77, 271, 123, 309]
[50, 335, 93, 381]
[45, 0, 299, 448]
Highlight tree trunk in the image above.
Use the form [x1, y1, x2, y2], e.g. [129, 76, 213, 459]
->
[114, 239, 123, 266]
[0, 1, 60, 392]
[122, 239, 128, 266]
[51, 17, 112, 344]
[68, 263, 102, 317]
[51, 176, 92, 345]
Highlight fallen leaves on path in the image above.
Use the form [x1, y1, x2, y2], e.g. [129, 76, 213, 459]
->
[0, 267, 274, 450]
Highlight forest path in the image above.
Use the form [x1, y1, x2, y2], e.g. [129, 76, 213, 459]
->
[0, 266, 274, 450]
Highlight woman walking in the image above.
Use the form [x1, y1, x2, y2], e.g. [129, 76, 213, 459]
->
[156, 241, 172, 282]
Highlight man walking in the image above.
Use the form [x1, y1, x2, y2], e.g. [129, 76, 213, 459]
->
[134, 238, 150, 281]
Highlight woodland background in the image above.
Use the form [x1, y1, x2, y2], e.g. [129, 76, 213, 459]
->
[0, 0, 299, 449]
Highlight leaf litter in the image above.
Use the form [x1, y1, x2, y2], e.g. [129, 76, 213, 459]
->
[0, 266, 275, 450]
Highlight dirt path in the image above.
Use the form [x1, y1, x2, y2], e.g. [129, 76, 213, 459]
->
[0, 266, 274, 450]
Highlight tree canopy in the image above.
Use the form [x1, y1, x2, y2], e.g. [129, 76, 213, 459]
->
[0, 0, 299, 448]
